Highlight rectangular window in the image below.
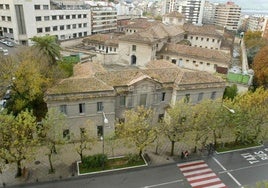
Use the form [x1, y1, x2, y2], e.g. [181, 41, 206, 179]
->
[2, 16, 5, 21]
[59, 15, 64, 20]
[7, 16, 11, 21]
[72, 24, 76, 29]
[67, 25, 71, 29]
[132, 45, 136, 51]
[120, 96, 126, 106]
[52, 15, 57, 20]
[43, 5, 49, 10]
[60, 105, 67, 115]
[34, 5, 40, 10]
[140, 94, 147, 106]
[184, 94, 190, 103]
[97, 126, 103, 138]
[72, 15, 76, 19]
[45, 27, 50, 32]
[79, 103, 85, 114]
[97, 102, 103, 112]
[0, 5, 3, 9]
[66, 15, 70, 19]
[83, 14, 87, 18]
[9, 28, 13, 33]
[158, 114, 164, 122]
[78, 14, 82, 18]
[60, 25, 64, 30]
[5, 4, 9, 9]
[211, 91, 216, 100]
[37, 28, 43, 33]
[207, 38, 209, 41]
[212, 39, 215, 42]
[53, 26, 57, 31]
[63, 129, 70, 140]
[36, 16, 41, 21]
[127, 96, 133, 107]
[44, 16, 49, 21]
[78, 24, 82, 28]
[197, 92, 203, 102]
[161, 92, 166, 101]
[196, 37, 198, 40]
[83, 23, 87, 27]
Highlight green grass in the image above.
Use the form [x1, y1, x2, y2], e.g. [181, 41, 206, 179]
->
[79, 156, 146, 174]
[216, 142, 261, 153]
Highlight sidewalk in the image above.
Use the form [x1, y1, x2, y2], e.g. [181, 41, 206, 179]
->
[0, 141, 202, 187]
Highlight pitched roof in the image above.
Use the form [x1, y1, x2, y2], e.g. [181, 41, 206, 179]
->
[159, 43, 231, 63]
[183, 24, 222, 38]
[82, 33, 119, 46]
[164, 11, 185, 18]
[124, 18, 158, 29]
[47, 60, 225, 95]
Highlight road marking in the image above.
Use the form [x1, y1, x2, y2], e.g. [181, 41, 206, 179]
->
[142, 179, 183, 188]
[178, 160, 227, 188]
[212, 157, 244, 188]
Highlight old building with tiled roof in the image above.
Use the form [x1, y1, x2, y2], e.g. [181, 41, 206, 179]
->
[157, 43, 231, 74]
[45, 60, 225, 139]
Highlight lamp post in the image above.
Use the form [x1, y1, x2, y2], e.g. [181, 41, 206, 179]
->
[222, 104, 235, 114]
[101, 111, 108, 170]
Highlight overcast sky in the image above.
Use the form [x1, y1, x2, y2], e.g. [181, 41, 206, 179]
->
[211, 0, 268, 10]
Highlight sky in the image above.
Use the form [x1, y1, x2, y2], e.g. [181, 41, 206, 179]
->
[211, 0, 268, 10]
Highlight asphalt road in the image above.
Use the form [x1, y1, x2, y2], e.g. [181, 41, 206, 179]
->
[11, 145, 268, 188]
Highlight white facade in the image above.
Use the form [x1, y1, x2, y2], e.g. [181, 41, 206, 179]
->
[202, 1, 216, 24]
[0, 0, 91, 45]
[214, 2, 241, 31]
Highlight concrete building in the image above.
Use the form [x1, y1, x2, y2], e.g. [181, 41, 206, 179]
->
[45, 60, 226, 139]
[214, 1, 241, 31]
[247, 15, 266, 32]
[0, 0, 91, 45]
[262, 17, 268, 40]
[91, 6, 117, 34]
[202, 1, 216, 24]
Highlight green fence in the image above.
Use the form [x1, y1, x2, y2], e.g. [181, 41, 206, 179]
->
[227, 72, 250, 85]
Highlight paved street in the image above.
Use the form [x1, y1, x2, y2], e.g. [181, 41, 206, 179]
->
[5, 145, 268, 188]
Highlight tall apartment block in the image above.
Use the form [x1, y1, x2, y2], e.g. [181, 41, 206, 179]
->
[91, 6, 117, 34]
[202, 1, 216, 24]
[162, 0, 205, 25]
[262, 18, 268, 40]
[214, 1, 241, 31]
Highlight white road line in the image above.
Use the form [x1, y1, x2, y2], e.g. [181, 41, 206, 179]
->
[212, 157, 243, 188]
[205, 183, 227, 188]
[187, 172, 216, 181]
[142, 179, 184, 188]
[180, 163, 208, 171]
[190, 178, 220, 187]
[183, 168, 212, 176]
[177, 160, 205, 167]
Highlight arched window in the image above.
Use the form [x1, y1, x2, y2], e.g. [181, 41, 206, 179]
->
[131, 55, 136, 65]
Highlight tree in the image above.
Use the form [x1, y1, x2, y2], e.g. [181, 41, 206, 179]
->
[116, 106, 157, 156]
[253, 46, 268, 88]
[31, 35, 61, 65]
[0, 110, 38, 177]
[162, 101, 193, 156]
[223, 84, 238, 99]
[104, 133, 118, 157]
[244, 31, 268, 66]
[230, 88, 268, 144]
[39, 108, 66, 173]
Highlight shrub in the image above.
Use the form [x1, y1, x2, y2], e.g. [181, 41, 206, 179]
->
[126, 154, 141, 165]
[81, 154, 107, 169]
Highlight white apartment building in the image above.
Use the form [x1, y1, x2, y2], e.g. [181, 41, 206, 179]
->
[247, 16, 266, 32]
[214, 1, 241, 31]
[202, 1, 216, 24]
[0, 0, 91, 45]
[91, 6, 117, 34]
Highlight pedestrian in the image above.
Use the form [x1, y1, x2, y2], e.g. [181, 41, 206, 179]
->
[181, 151, 184, 159]
[184, 150, 189, 158]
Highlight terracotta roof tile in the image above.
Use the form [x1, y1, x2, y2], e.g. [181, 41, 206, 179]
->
[159, 43, 231, 63]
[82, 33, 119, 46]
[164, 11, 185, 18]
[183, 23, 222, 38]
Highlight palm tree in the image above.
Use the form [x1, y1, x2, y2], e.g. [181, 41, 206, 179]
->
[31, 35, 61, 65]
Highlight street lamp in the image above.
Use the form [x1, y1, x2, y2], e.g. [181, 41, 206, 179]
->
[101, 111, 108, 170]
[222, 104, 235, 114]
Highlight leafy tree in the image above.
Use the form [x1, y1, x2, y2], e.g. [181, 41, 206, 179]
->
[104, 133, 118, 157]
[31, 35, 61, 65]
[116, 106, 157, 156]
[223, 84, 238, 100]
[244, 31, 268, 66]
[253, 46, 268, 88]
[39, 108, 66, 173]
[162, 101, 193, 156]
[230, 88, 268, 144]
[0, 110, 38, 177]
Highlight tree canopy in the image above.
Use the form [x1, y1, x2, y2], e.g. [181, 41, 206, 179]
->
[253, 46, 268, 88]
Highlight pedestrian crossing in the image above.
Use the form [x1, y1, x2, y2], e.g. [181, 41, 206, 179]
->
[178, 160, 227, 188]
